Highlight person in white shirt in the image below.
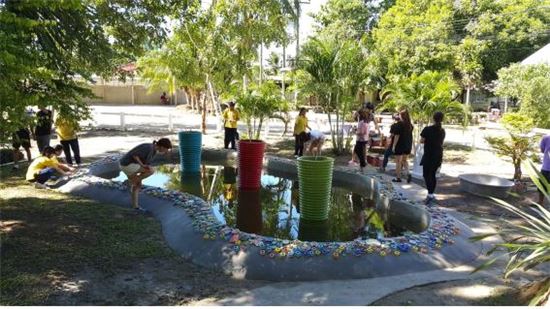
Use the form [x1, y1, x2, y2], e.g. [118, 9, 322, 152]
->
[306, 130, 326, 156]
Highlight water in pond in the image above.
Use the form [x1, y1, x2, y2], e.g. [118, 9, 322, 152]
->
[107, 164, 407, 242]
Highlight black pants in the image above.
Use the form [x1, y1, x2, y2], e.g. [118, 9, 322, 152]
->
[354, 141, 367, 168]
[224, 127, 237, 149]
[423, 164, 439, 194]
[60, 138, 81, 165]
[294, 132, 307, 156]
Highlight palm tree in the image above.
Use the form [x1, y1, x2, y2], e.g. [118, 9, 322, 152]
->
[379, 71, 466, 133]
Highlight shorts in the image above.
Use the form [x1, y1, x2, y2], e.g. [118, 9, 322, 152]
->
[539, 170, 550, 195]
[119, 163, 144, 177]
[12, 130, 31, 149]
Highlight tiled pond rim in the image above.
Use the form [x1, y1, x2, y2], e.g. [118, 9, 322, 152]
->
[58, 148, 483, 281]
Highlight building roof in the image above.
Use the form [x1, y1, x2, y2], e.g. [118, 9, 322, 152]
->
[521, 43, 550, 65]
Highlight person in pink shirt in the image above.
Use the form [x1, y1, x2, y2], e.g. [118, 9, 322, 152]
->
[538, 134, 550, 205]
[354, 109, 369, 172]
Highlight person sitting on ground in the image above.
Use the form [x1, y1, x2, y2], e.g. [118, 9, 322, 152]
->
[160, 92, 169, 105]
[119, 138, 172, 212]
[294, 108, 311, 157]
[306, 130, 326, 156]
[26, 146, 73, 189]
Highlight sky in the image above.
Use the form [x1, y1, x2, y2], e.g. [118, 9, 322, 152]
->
[265, 0, 329, 66]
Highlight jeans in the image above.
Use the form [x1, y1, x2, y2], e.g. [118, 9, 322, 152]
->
[224, 127, 237, 149]
[423, 164, 439, 194]
[354, 141, 368, 168]
[60, 138, 81, 165]
[35, 167, 55, 184]
[382, 147, 394, 168]
[36, 134, 51, 153]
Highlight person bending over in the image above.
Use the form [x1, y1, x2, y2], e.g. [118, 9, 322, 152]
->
[307, 130, 326, 156]
[119, 138, 172, 212]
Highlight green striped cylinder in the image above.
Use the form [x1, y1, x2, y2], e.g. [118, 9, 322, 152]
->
[297, 156, 334, 221]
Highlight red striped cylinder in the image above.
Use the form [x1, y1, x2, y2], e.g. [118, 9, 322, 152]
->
[238, 139, 266, 190]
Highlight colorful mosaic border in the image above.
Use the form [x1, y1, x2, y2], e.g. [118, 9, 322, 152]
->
[75, 155, 460, 260]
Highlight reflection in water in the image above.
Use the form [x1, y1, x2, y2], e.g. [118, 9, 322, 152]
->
[298, 219, 329, 242]
[180, 172, 203, 198]
[223, 166, 237, 209]
[236, 190, 262, 234]
[107, 164, 409, 242]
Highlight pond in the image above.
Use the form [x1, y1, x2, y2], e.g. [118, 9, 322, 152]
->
[105, 164, 409, 242]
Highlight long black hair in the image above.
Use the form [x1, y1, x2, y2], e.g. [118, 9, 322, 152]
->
[433, 111, 444, 129]
[399, 109, 413, 132]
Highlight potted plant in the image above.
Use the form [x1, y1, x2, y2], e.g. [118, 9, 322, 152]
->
[236, 82, 288, 189]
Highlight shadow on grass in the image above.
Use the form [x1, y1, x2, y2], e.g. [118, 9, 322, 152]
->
[0, 169, 172, 305]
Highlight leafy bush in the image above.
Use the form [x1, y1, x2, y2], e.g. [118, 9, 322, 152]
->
[494, 64, 550, 129]
[471, 161, 550, 306]
[485, 113, 538, 181]
[236, 81, 288, 140]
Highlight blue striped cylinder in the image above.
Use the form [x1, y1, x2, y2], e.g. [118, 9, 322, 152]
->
[178, 131, 202, 173]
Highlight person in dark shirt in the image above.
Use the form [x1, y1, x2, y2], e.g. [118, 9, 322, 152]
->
[119, 138, 172, 212]
[391, 110, 413, 183]
[35, 107, 53, 153]
[420, 112, 446, 204]
[380, 113, 400, 172]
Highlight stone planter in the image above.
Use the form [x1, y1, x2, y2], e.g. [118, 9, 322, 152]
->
[459, 173, 514, 199]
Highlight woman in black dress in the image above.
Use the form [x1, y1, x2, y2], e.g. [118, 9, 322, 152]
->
[391, 110, 413, 183]
[420, 112, 446, 204]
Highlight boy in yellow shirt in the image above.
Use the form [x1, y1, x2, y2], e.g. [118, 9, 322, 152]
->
[293, 108, 311, 157]
[26, 146, 73, 188]
[222, 102, 240, 150]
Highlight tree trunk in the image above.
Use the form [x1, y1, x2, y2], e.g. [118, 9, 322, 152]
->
[201, 92, 207, 134]
[256, 118, 263, 140]
[514, 159, 522, 181]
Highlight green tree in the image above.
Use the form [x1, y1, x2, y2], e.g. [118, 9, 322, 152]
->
[311, 0, 373, 40]
[379, 71, 465, 131]
[369, 0, 455, 79]
[236, 81, 289, 140]
[299, 37, 366, 154]
[485, 113, 538, 181]
[494, 63, 550, 129]
[0, 0, 187, 143]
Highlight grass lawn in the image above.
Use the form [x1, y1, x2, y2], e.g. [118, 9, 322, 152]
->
[0, 165, 260, 305]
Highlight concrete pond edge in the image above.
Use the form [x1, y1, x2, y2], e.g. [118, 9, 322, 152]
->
[56, 148, 484, 281]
